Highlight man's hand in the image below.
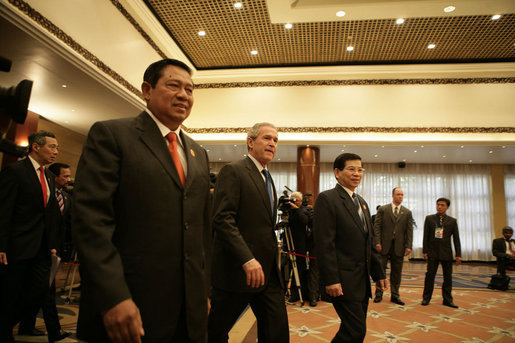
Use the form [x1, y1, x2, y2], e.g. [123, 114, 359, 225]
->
[404, 248, 412, 256]
[375, 244, 382, 252]
[423, 253, 428, 261]
[102, 299, 144, 343]
[456, 257, 462, 265]
[0, 252, 7, 265]
[376, 279, 389, 292]
[242, 259, 265, 288]
[325, 283, 343, 297]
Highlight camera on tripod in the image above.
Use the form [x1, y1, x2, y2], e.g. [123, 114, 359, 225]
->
[0, 56, 34, 157]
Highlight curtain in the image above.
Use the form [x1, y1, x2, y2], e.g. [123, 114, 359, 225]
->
[505, 165, 515, 229]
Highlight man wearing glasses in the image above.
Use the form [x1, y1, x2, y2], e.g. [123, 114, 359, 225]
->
[314, 153, 387, 343]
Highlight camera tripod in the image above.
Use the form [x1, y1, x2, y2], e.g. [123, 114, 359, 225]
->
[277, 221, 304, 306]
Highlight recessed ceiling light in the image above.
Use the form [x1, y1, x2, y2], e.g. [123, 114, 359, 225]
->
[502, 146, 506, 148]
[381, 146, 385, 148]
[251, 50, 258, 55]
[234, 145, 237, 147]
[469, 160, 473, 163]
[234, 2, 242, 9]
[396, 18, 405, 24]
[336, 11, 346, 17]
[421, 145, 424, 148]
[341, 149, 345, 152]
[414, 150, 418, 153]
[62, 84, 67, 88]
[374, 154, 378, 157]
[492, 14, 501, 20]
[460, 145, 464, 148]
[444, 6, 456, 13]
[347, 46, 354, 51]
[198, 30, 206, 36]
[402, 159, 407, 162]
[442, 155, 446, 158]
[218, 158, 222, 161]
[284, 23, 293, 29]
[307, 145, 310, 147]
[206, 149, 210, 152]
[71, 109, 75, 112]
[427, 44, 436, 49]
[489, 150, 493, 154]
[278, 158, 281, 161]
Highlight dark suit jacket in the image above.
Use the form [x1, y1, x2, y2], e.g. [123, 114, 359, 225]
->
[211, 157, 282, 292]
[72, 112, 211, 342]
[54, 188, 71, 255]
[423, 214, 461, 261]
[493, 237, 514, 258]
[0, 158, 59, 261]
[373, 204, 413, 257]
[313, 185, 385, 302]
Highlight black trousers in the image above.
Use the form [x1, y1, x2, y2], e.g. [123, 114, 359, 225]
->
[208, 271, 289, 343]
[497, 256, 515, 276]
[375, 242, 404, 299]
[331, 297, 369, 343]
[19, 280, 62, 339]
[0, 253, 50, 339]
[422, 257, 453, 303]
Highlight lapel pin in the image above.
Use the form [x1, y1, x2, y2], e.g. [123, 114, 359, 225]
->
[190, 149, 195, 157]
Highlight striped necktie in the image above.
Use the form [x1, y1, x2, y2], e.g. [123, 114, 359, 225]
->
[56, 190, 64, 214]
[352, 193, 367, 232]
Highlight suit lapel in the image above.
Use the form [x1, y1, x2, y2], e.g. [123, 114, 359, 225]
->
[181, 132, 204, 190]
[245, 158, 274, 221]
[136, 112, 183, 189]
[336, 186, 364, 232]
[24, 158, 46, 208]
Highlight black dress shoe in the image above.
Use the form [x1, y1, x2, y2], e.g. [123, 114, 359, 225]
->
[443, 301, 458, 308]
[309, 300, 318, 307]
[391, 297, 405, 306]
[49, 330, 72, 342]
[373, 295, 382, 303]
[18, 328, 46, 336]
[421, 299, 430, 306]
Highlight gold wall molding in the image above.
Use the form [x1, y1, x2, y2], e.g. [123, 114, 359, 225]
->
[196, 78, 515, 89]
[186, 127, 515, 134]
[8, 0, 143, 99]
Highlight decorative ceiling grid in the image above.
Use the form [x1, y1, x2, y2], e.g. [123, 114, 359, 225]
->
[144, 0, 515, 69]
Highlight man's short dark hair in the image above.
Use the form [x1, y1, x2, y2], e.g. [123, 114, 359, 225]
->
[436, 197, 451, 207]
[392, 187, 401, 195]
[143, 59, 192, 88]
[28, 130, 55, 153]
[502, 226, 513, 234]
[48, 162, 70, 176]
[333, 153, 361, 170]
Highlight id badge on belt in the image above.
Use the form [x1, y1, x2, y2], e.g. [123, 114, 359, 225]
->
[435, 227, 444, 239]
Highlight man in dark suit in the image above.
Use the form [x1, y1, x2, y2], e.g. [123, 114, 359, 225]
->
[72, 59, 211, 343]
[421, 197, 461, 308]
[18, 163, 73, 342]
[492, 226, 515, 276]
[0, 130, 60, 343]
[314, 153, 387, 343]
[373, 187, 413, 305]
[208, 122, 289, 343]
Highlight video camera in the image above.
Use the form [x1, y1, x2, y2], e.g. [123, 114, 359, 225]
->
[0, 56, 33, 157]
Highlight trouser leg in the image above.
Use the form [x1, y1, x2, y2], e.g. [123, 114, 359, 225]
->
[422, 258, 439, 301]
[441, 260, 453, 303]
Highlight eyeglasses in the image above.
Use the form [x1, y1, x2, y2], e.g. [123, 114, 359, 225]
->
[343, 167, 366, 174]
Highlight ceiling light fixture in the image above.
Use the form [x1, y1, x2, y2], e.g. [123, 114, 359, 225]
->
[336, 11, 346, 17]
[61, 84, 67, 88]
[489, 150, 493, 154]
[444, 6, 456, 13]
[347, 46, 354, 51]
[374, 154, 378, 157]
[427, 44, 436, 49]
[396, 18, 405, 24]
[442, 155, 446, 158]
[284, 23, 292, 29]
[198, 30, 206, 36]
[234, 2, 242, 9]
[492, 14, 501, 20]
[414, 150, 418, 153]
[251, 50, 258, 55]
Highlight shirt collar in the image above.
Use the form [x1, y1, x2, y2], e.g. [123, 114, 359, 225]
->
[27, 155, 42, 172]
[337, 183, 355, 198]
[248, 154, 267, 173]
[145, 108, 183, 148]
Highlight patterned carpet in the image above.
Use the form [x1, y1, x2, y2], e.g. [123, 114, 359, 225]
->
[13, 265, 515, 343]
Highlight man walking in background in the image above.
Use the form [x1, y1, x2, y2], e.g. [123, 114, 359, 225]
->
[421, 197, 461, 308]
[0, 130, 60, 343]
[373, 187, 413, 305]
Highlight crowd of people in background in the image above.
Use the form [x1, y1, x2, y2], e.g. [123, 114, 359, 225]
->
[0, 58, 511, 343]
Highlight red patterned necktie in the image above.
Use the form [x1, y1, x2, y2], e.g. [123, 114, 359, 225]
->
[56, 190, 64, 214]
[39, 166, 48, 207]
[166, 132, 186, 187]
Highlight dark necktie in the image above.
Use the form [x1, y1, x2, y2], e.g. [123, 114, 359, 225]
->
[394, 206, 399, 217]
[56, 190, 64, 214]
[261, 169, 274, 213]
[39, 166, 48, 207]
[166, 132, 186, 187]
[352, 193, 367, 232]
